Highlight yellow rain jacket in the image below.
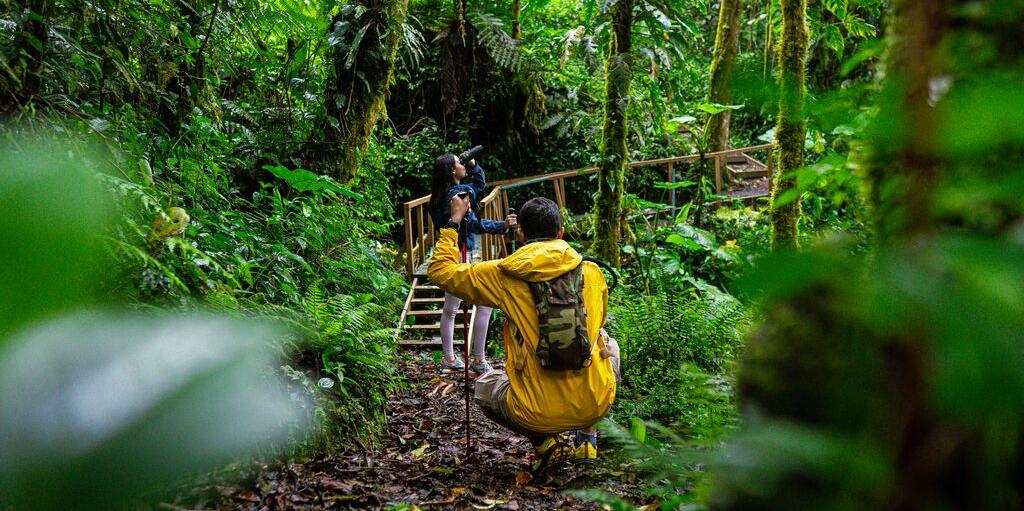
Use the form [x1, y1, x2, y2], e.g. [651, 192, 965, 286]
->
[428, 228, 617, 433]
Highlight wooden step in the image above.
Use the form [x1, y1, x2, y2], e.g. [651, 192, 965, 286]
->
[730, 169, 767, 178]
[413, 285, 444, 294]
[727, 163, 767, 178]
[405, 323, 443, 330]
[411, 297, 446, 304]
[406, 310, 466, 316]
[399, 339, 441, 347]
[398, 339, 470, 348]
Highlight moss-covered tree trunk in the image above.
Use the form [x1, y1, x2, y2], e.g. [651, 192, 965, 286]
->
[2, 0, 52, 107]
[320, 0, 407, 183]
[512, 0, 522, 40]
[707, 0, 743, 153]
[153, 0, 220, 134]
[768, 0, 808, 249]
[866, 0, 945, 241]
[592, 0, 634, 265]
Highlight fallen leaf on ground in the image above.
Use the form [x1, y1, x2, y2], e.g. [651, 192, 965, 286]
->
[410, 443, 432, 460]
[514, 471, 532, 486]
[471, 498, 508, 509]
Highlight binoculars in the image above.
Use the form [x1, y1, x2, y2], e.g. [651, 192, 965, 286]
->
[459, 145, 483, 164]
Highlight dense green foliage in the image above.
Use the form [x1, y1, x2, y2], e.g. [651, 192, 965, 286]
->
[5, 0, 1024, 509]
[611, 286, 747, 436]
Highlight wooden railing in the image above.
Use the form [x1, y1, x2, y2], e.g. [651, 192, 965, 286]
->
[402, 144, 773, 277]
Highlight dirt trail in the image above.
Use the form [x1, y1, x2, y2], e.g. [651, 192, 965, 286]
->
[171, 356, 646, 510]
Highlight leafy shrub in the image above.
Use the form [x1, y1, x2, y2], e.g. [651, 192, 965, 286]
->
[271, 285, 402, 453]
[609, 284, 749, 434]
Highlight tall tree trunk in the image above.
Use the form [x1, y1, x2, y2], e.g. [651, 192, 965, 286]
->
[158, 0, 219, 134]
[866, 0, 945, 241]
[320, 0, 408, 182]
[707, 0, 743, 153]
[768, 0, 808, 249]
[2, 0, 53, 107]
[512, 0, 521, 40]
[592, 0, 634, 265]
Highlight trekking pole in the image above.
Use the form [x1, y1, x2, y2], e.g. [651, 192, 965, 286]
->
[460, 239, 473, 459]
[506, 206, 518, 252]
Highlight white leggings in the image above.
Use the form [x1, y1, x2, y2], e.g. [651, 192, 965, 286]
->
[440, 293, 492, 360]
[439, 250, 491, 360]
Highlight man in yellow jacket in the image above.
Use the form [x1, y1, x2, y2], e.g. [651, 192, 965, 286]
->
[428, 195, 620, 471]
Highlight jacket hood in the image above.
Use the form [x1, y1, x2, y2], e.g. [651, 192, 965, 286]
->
[498, 239, 583, 282]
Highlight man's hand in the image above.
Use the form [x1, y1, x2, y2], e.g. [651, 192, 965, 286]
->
[467, 158, 476, 169]
[598, 328, 618, 359]
[505, 213, 517, 230]
[450, 193, 471, 224]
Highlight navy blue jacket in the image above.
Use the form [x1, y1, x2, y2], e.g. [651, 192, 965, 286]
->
[428, 163, 506, 252]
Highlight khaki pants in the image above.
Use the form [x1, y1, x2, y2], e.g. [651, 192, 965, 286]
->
[474, 337, 621, 440]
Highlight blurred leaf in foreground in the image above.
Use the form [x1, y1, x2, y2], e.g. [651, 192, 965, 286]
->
[0, 136, 113, 338]
[0, 134, 308, 509]
[0, 310, 304, 510]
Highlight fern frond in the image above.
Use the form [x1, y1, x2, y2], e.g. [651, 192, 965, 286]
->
[469, 10, 522, 72]
[304, 283, 328, 323]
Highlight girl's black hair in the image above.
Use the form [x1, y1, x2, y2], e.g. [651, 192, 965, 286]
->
[429, 154, 457, 208]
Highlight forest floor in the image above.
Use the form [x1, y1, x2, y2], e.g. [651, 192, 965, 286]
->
[169, 355, 652, 510]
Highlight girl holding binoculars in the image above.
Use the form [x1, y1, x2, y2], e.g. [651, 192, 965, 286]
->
[428, 153, 516, 375]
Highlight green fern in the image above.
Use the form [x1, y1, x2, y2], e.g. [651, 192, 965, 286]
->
[609, 286, 747, 426]
[469, 10, 523, 72]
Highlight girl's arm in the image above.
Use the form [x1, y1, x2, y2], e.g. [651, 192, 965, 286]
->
[469, 215, 506, 235]
[468, 163, 487, 195]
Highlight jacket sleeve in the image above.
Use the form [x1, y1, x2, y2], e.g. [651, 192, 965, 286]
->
[428, 228, 505, 309]
[468, 163, 487, 196]
[582, 262, 609, 334]
[468, 215, 506, 235]
[462, 167, 505, 234]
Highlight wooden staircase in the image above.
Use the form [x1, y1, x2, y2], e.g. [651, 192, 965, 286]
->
[725, 153, 771, 201]
[397, 276, 478, 348]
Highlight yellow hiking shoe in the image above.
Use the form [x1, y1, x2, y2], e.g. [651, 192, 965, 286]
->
[573, 438, 598, 462]
[531, 433, 575, 473]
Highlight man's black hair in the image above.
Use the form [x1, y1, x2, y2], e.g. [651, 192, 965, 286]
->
[519, 197, 563, 240]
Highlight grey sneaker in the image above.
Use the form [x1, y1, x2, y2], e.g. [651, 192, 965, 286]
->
[470, 358, 493, 376]
[440, 356, 465, 374]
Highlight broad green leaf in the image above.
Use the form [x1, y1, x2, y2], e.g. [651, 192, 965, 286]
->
[696, 102, 745, 115]
[673, 224, 718, 250]
[630, 417, 647, 444]
[0, 311, 305, 510]
[653, 180, 696, 190]
[264, 164, 361, 198]
[773, 188, 802, 207]
[0, 138, 113, 338]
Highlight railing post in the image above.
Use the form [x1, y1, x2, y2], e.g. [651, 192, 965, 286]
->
[714, 155, 723, 195]
[417, 205, 425, 265]
[668, 162, 675, 220]
[404, 203, 414, 277]
[483, 203, 491, 261]
[555, 178, 566, 210]
[428, 213, 435, 249]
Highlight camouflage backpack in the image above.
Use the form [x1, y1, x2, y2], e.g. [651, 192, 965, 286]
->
[522, 264, 592, 371]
